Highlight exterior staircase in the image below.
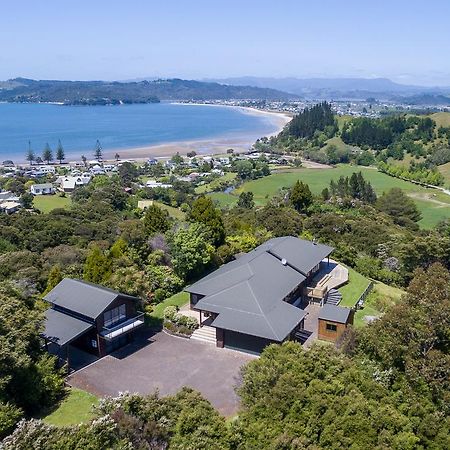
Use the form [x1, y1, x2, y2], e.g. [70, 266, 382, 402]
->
[190, 325, 217, 344]
[326, 288, 342, 306]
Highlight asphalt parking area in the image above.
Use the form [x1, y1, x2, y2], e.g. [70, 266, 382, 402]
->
[68, 329, 255, 416]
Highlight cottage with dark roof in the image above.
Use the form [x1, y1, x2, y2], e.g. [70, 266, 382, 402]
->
[43, 278, 144, 364]
[186, 236, 347, 354]
[318, 304, 354, 342]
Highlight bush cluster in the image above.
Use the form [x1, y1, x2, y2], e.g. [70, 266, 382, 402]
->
[163, 305, 198, 336]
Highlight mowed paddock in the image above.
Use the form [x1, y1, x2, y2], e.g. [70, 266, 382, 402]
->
[214, 165, 450, 228]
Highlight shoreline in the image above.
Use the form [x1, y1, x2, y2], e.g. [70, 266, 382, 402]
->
[1, 104, 291, 164]
[100, 105, 291, 161]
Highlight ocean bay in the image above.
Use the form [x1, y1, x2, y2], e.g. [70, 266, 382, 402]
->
[0, 102, 283, 161]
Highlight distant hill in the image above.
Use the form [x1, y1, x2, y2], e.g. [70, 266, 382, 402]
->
[397, 93, 450, 106]
[206, 76, 450, 100]
[0, 78, 298, 105]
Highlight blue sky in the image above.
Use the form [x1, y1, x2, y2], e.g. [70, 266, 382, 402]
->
[1, 0, 450, 85]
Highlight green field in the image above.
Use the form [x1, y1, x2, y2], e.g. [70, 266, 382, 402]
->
[154, 201, 186, 220]
[33, 195, 71, 213]
[353, 282, 405, 328]
[215, 165, 450, 228]
[195, 172, 237, 194]
[43, 388, 98, 426]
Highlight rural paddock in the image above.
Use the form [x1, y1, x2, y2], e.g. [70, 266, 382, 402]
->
[68, 329, 255, 416]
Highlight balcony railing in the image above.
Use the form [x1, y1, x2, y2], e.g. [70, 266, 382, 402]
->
[100, 312, 145, 341]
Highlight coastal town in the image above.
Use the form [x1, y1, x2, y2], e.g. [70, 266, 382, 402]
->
[1, 1, 450, 449]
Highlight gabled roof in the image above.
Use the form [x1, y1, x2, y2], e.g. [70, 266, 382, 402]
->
[319, 304, 352, 324]
[44, 308, 94, 347]
[187, 237, 333, 341]
[31, 183, 54, 189]
[44, 278, 139, 319]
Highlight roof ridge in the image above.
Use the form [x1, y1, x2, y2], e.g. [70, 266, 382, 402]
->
[246, 279, 281, 340]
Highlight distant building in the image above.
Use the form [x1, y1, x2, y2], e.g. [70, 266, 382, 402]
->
[0, 201, 21, 214]
[145, 179, 172, 188]
[30, 183, 55, 195]
[59, 175, 91, 192]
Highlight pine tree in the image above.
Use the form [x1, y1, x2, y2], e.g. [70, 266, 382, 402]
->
[56, 140, 65, 164]
[26, 142, 35, 166]
[94, 140, 103, 161]
[42, 143, 53, 164]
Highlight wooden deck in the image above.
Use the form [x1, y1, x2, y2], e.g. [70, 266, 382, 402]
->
[306, 260, 348, 299]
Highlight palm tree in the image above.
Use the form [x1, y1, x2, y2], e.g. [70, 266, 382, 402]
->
[115, 153, 120, 162]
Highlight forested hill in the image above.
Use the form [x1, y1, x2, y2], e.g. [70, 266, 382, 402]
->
[0, 78, 298, 105]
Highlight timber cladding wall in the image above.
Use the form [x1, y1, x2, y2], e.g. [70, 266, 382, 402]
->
[318, 319, 348, 342]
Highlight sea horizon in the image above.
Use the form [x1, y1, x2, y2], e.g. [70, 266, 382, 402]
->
[0, 102, 288, 163]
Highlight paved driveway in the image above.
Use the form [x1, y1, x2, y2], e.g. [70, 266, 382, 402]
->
[68, 329, 255, 416]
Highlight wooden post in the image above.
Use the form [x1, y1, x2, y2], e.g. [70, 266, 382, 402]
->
[199, 310, 202, 326]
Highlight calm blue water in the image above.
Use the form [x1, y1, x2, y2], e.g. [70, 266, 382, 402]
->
[0, 102, 276, 161]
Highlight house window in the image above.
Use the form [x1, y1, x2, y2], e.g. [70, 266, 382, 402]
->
[104, 304, 126, 327]
[326, 323, 337, 332]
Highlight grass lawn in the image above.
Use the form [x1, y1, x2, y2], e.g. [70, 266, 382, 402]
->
[229, 165, 450, 228]
[43, 388, 98, 426]
[153, 201, 186, 220]
[353, 281, 405, 328]
[208, 191, 238, 208]
[33, 194, 71, 213]
[195, 172, 237, 194]
[338, 266, 371, 308]
[149, 291, 190, 320]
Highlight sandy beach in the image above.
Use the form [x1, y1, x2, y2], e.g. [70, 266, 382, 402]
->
[101, 106, 291, 161]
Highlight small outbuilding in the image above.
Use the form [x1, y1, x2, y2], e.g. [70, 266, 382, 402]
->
[318, 304, 354, 342]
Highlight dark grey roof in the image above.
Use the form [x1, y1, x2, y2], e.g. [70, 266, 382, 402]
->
[319, 304, 352, 323]
[44, 278, 138, 319]
[187, 237, 329, 341]
[264, 236, 333, 275]
[44, 308, 93, 347]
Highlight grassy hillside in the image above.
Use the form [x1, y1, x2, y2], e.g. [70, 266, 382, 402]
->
[221, 165, 450, 228]
[429, 111, 450, 128]
[438, 161, 450, 185]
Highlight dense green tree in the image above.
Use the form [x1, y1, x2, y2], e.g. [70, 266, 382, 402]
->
[168, 223, 214, 280]
[287, 102, 337, 139]
[188, 196, 225, 246]
[376, 187, 421, 227]
[143, 204, 170, 235]
[43, 265, 63, 295]
[20, 193, 33, 209]
[83, 245, 111, 283]
[25, 145, 35, 165]
[118, 162, 139, 186]
[237, 191, 254, 209]
[289, 180, 313, 212]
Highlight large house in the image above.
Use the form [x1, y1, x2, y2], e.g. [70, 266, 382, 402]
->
[43, 279, 144, 364]
[186, 236, 352, 354]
